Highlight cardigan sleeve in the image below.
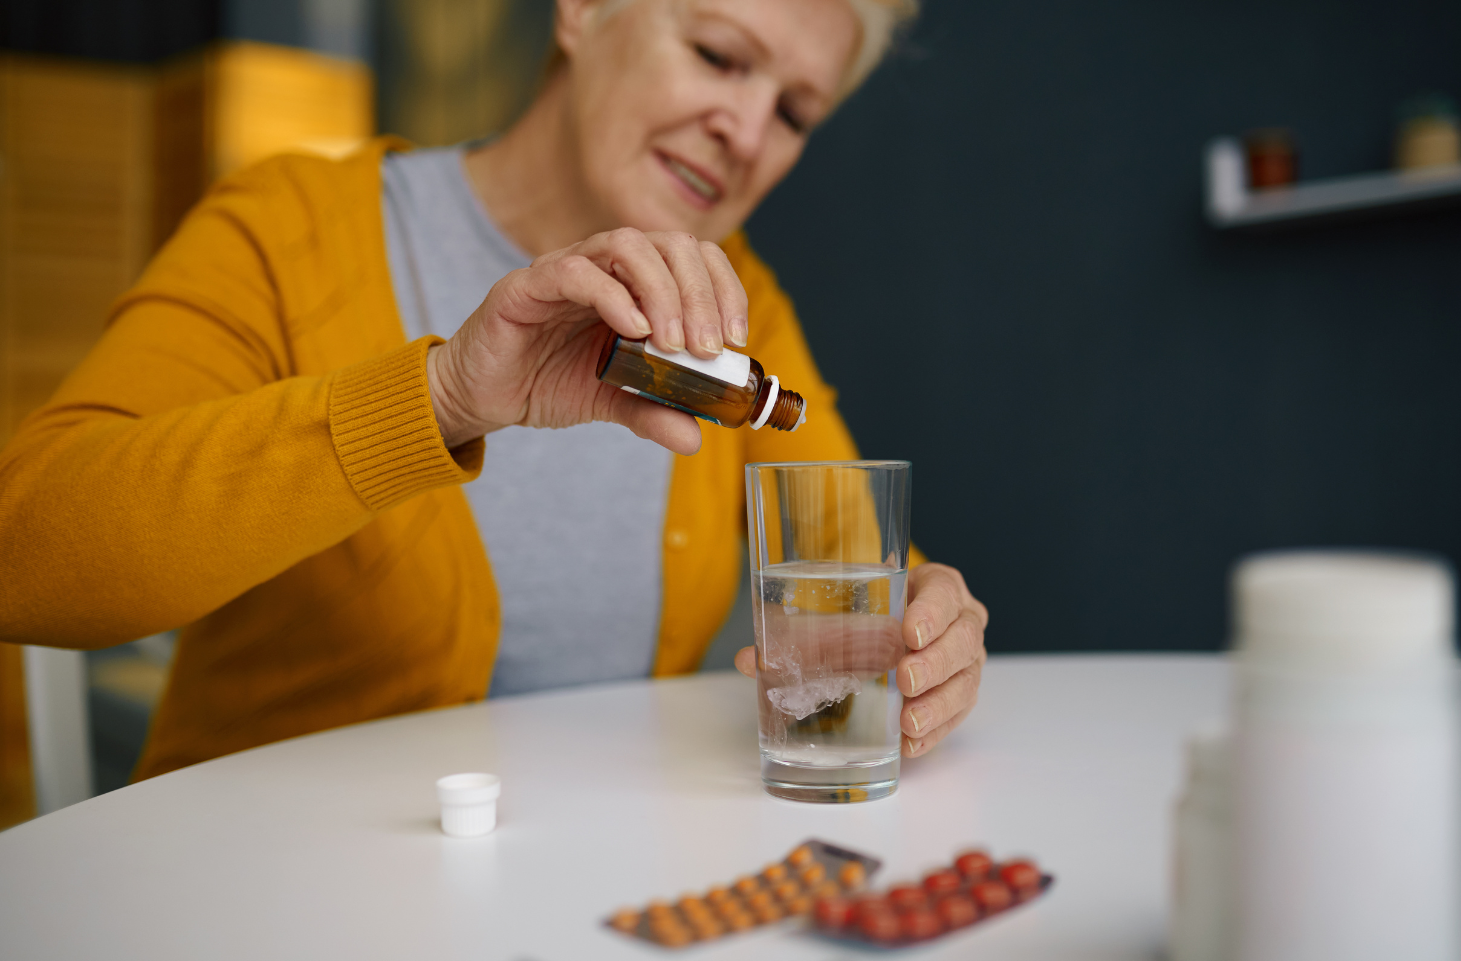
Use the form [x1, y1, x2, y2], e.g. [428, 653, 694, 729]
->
[0, 156, 481, 649]
[725, 232, 929, 569]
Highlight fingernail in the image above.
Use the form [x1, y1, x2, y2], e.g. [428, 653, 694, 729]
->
[910, 706, 931, 733]
[914, 621, 929, 650]
[728, 318, 747, 347]
[905, 662, 926, 696]
[632, 310, 652, 337]
[699, 329, 723, 354]
[906, 736, 921, 755]
[667, 323, 685, 350]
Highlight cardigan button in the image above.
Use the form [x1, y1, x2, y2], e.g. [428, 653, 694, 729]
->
[665, 529, 690, 550]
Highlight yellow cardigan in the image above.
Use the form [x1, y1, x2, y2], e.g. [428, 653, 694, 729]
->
[0, 138, 915, 780]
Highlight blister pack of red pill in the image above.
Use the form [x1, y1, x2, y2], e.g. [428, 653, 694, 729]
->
[811, 850, 1054, 948]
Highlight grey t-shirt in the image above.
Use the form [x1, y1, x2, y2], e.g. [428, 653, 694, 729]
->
[381, 145, 672, 697]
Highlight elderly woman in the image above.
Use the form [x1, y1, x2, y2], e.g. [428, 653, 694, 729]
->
[0, 0, 987, 780]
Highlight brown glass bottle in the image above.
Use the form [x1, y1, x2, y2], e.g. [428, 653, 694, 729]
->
[595, 335, 806, 431]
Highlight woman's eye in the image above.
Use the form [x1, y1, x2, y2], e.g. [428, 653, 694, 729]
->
[695, 44, 734, 71]
[776, 102, 808, 135]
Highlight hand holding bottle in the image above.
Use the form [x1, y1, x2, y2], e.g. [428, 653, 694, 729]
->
[426, 228, 749, 453]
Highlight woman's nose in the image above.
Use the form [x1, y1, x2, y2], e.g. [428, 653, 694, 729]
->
[703, 82, 779, 163]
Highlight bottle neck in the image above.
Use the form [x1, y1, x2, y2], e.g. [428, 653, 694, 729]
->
[751, 377, 806, 431]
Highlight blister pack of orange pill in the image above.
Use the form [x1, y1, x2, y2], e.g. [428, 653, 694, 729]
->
[604, 838, 881, 948]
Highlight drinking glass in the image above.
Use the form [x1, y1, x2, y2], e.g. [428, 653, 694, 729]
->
[745, 460, 911, 802]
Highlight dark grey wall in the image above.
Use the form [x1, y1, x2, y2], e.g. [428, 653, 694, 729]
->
[746, 1, 1461, 653]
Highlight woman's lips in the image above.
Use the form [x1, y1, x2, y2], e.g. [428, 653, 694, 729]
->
[656, 151, 723, 210]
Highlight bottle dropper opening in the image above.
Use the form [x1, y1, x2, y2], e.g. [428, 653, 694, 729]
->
[764, 388, 805, 431]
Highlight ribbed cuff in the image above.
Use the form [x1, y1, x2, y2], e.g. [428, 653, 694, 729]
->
[329, 337, 484, 511]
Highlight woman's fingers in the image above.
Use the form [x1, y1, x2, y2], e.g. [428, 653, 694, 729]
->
[543, 229, 746, 360]
[901, 660, 982, 742]
[904, 695, 977, 758]
[904, 563, 982, 652]
[648, 232, 725, 359]
[563, 228, 686, 351]
[600, 381, 702, 455]
[700, 241, 749, 348]
[897, 607, 986, 699]
[518, 255, 652, 341]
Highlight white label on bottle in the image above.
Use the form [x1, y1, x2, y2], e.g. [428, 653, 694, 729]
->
[644, 341, 752, 388]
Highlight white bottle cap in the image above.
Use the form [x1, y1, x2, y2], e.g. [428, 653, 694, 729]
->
[1233, 550, 1454, 671]
[437, 773, 500, 838]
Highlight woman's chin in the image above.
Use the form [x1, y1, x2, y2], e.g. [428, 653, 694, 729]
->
[613, 198, 715, 238]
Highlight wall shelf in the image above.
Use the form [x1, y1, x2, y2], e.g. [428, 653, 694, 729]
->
[1204, 137, 1461, 229]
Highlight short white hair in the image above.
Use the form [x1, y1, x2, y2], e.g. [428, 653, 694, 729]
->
[839, 0, 919, 99]
[588, 0, 919, 102]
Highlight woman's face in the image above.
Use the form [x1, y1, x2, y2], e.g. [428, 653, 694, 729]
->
[559, 0, 861, 241]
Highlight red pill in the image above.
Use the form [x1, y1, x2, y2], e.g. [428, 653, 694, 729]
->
[955, 850, 994, 881]
[853, 895, 893, 924]
[971, 880, 1014, 913]
[814, 896, 854, 930]
[1000, 859, 1042, 898]
[900, 907, 945, 941]
[937, 894, 979, 929]
[859, 909, 901, 943]
[888, 884, 929, 913]
[923, 869, 962, 898]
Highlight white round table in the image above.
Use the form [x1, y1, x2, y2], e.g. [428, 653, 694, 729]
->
[0, 654, 1230, 960]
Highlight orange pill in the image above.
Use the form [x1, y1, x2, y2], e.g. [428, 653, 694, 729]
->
[799, 862, 826, 886]
[714, 899, 743, 920]
[815, 880, 842, 899]
[734, 876, 761, 896]
[747, 889, 774, 910]
[788, 845, 815, 868]
[786, 895, 813, 915]
[609, 909, 640, 932]
[839, 862, 867, 890]
[705, 886, 732, 905]
[654, 925, 692, 947]
[690, 916, 724, 940]
[774, 880, 801, 902]
[646, 899, 674, 918]
[754, 902, 784, 924]
[723, 911, 755, 931]
[762, 862, 788, 883]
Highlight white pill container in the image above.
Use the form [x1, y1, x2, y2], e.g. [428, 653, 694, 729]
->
[1232, 551, 1459, 961]
[436, 773, 501, 838]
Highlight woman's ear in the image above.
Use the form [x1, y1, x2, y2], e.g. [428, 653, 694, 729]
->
[555, 0, 601, 57]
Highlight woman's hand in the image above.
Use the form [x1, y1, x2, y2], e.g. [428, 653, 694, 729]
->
[735, 563, 988, 758]
[426, 228, 749, 453]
